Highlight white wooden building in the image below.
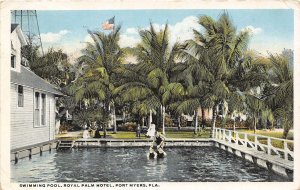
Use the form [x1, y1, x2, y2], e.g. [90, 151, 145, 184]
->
[10, 24, 63, 150]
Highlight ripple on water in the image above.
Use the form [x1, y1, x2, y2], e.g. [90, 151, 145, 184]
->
[11, 147, 291, 182]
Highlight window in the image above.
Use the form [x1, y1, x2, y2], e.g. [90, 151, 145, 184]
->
[18, 85, 24, 107]
[34, 92, 47, 127]
[11, 54, 16, 68]
[34, 92, 40, 126]
[41, 94, 46, 125]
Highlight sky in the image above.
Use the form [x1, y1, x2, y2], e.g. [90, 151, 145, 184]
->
[34, 9, 294, 63]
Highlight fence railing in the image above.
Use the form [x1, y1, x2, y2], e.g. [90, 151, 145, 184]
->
[214, 128, 294, 161]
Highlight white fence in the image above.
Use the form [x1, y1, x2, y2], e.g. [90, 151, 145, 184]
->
[214, 128, 294, 161]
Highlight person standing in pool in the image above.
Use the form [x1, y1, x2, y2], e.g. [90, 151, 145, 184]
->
[147, 131, 167, 158]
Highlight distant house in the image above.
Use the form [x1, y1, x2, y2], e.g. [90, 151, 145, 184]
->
[10, 24, 63, 150]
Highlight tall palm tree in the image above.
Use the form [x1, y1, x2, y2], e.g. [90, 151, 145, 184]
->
[75, 26, 123, 135]
[245, 93, 265, 134]
[178, 13, 251, 137]
[264, 53, 293, 139]
[172, 43, 214, 134]
[115, 23, 185, 134]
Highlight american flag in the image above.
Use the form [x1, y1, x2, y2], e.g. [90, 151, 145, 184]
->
[102, 16, 115, 30]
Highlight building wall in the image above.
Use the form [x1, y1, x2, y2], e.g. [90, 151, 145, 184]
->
[10, 30, 21, 73]
[10, 83, 56, 150]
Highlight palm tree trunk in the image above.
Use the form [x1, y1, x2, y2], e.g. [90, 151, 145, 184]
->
[112, 104, 117, 133]
[254, 116, 257, 134]
[142, 117, 145, 126]
[162, 105, 166, 135]
[103, 124, 107, 138]
[178, 116, 181, 130]
[233, 116, 236, 131]
[282, 119, 290, 139]
[201, 108, 205, 129]
[194, 109, 198, 134]
[148, 110, 152, 128]
[210, 104, 217, 138]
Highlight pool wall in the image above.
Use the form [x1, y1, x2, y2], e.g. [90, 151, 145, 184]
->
[73, 139, 213, 148]
[10, 140, 58, 164]
[10, 138, 293, 180]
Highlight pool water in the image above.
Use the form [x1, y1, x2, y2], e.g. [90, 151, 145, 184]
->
[11, 147, 290, 182]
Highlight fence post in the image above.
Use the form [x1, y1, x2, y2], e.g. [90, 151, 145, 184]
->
[236, 132, 239, 145]
[284, 141, 288, 161]
[254, 135, 258, 150]
[267, 137, 271, 155]
[229, 130, 232, 143]
[222, 129, 225, 141]
[215, 128, 217, 139]
[244, 133, 248, 147]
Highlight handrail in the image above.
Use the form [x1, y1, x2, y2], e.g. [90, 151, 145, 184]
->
[215, 128, 293, 143]
[214, 127, 294, 161]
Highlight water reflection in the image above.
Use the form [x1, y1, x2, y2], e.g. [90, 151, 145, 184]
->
[11, 147, 291, 182]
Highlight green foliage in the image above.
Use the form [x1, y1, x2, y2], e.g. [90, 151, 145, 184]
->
[118, 122, 137, 132]
[22, 45, 75, 87]
[180, 116, 188, 128]
[39, 12, 293, 141]
[66, 26, 124, 131]
[115, 23, 186, 133]
[165, 115, 174, 127]
[263, 52, 293, 139]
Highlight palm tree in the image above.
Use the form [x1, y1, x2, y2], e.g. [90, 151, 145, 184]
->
[264, 53, 293, 139]
[176, 12, 252, 137]
[245, 93, 265, 134]
[75, 26, 123, 136]
[171, 43, 214, 134]
[115, 23, 185, 134]
[227, 91, 245, 131]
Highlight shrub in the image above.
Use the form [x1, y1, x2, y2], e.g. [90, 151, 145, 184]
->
[165, 115, 174, 127]
[180, 116, 188, 128]
[118, 122, 137, 131]
[59, 122, 73, 134]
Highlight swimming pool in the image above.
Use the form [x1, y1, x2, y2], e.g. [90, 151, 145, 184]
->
[11, 147, 290, 182]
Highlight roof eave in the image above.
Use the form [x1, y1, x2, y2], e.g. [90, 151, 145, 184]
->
[15, 26, 28, 46]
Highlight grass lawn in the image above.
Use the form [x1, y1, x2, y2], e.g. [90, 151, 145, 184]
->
[165, 130, 210, 139]
[107, 130, 211, 139]
[237, 129, 293, 140]
[108, 131, 148, 139]
[56, 132, 83, 140]
[235, 129, 293, 150]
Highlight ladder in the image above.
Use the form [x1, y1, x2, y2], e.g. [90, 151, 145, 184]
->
[57, 140, 74, 150]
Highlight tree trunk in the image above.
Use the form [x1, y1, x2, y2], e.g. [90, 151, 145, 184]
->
[210, 104, 217, 138]
[162, 105, 165, 135]
[142, 117, 145, 126]
[178, 116, 181, 130]
[282, 119, 290, 139]
[103, 123, 109, 138]
[194, 109, 198, 134]
[112, 105, 117, 133]
[201, 108, 206, 129]
[148, 110, 152, 128]
[254, 116, 257, 134]
[233, 116, 236, 131]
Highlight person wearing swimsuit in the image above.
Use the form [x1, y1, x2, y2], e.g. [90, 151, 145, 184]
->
[147, 131, 167, 159]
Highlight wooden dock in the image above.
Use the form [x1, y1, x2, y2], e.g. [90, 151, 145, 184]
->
[10, 140, 58, 164]
[213, 128, 293, 179]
